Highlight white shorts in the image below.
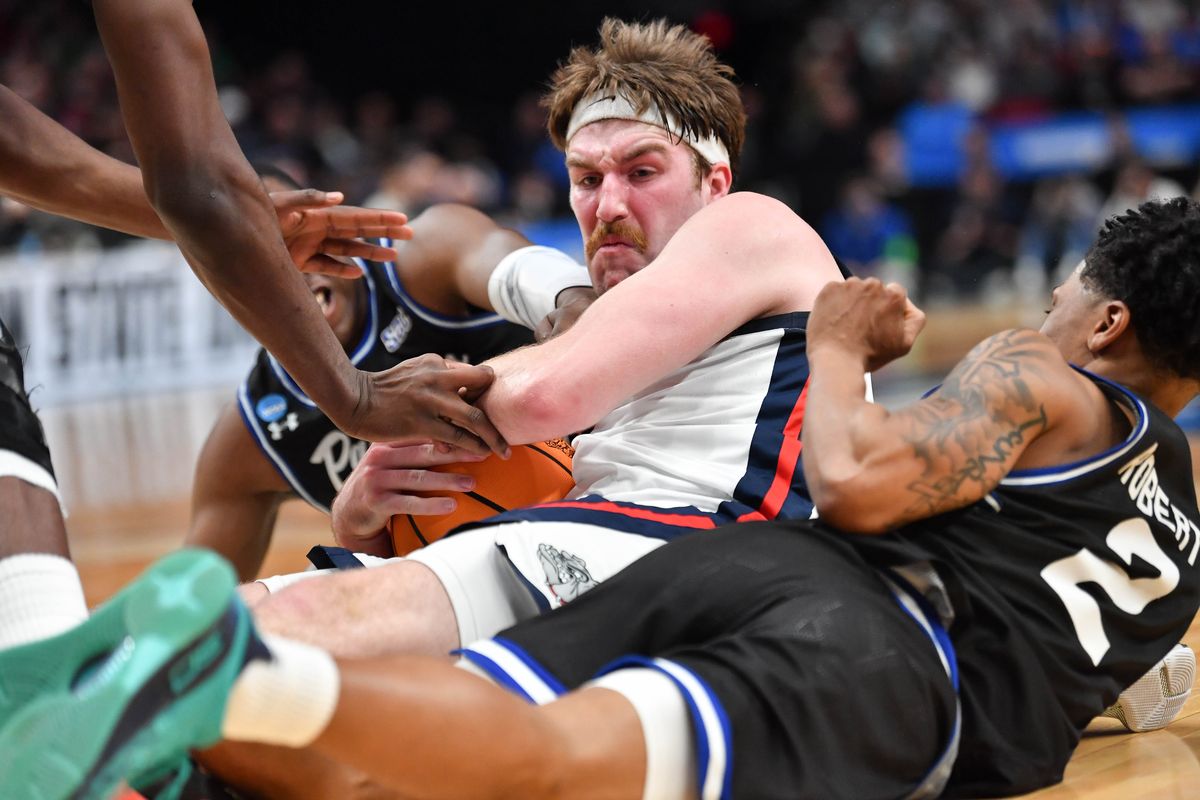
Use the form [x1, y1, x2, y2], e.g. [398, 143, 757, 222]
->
[408, 521, 666, 646]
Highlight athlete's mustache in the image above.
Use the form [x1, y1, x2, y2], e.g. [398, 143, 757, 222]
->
[585, 221, 648, 261]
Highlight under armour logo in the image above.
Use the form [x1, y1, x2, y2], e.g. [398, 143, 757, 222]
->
[268, 413, 299, 441]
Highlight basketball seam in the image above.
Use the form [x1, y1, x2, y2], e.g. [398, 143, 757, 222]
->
[526, 443, 573, 477]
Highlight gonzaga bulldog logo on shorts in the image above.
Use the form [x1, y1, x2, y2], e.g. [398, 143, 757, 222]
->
[537, 543, 597, 602]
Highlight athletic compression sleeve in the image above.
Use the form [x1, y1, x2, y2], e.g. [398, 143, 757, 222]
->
[487, 246, 591, 330]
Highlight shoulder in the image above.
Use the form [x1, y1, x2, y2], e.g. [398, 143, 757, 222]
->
[943, 328, 1083, 401]
[943, 328, 1116, 467]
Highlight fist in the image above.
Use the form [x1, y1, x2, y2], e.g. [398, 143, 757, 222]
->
[807, 278, 925, 372]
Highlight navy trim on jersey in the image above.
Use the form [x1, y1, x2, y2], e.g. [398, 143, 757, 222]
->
[598, 655, 734, 800]
[471, 496, 724, 542]
[724, 311, 809, 340]
[1003, 367, 1149, 486]
[377, 238, 510, 330]
[720, 328, 814, 522]
[235, 383, 329, 512]
[266, 263, 382, 408]
[456, 637, 568, 704]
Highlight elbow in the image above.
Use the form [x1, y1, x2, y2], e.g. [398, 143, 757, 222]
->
[142, 160, 258, 229]
[492, 372, 589, 444]
[510, 377, 582, 442]
[809, 472, 899, 536]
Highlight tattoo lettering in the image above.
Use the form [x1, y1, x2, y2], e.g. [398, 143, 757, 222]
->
[898, 330, 1052, 520]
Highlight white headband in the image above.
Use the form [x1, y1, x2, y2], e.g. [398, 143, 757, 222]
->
[565, 91, 730, 166]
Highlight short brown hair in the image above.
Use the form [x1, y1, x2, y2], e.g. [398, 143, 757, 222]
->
[543, 18, 746, 177]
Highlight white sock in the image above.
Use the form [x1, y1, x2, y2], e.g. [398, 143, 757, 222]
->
[0, 554, 88, 648]
[222, 634, 341, 748]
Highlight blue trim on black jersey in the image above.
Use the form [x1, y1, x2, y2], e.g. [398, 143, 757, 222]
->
[235, 382, 329, 512]
[377, 238, 510, 330]
[1003, 366, 1148, 484]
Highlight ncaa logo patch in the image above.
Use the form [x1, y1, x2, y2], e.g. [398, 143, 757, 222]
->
[256, 393, 288, 422]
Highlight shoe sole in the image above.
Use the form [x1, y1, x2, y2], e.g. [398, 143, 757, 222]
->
[0, 550, 247, 800]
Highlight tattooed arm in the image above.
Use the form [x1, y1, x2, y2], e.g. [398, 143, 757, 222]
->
[801, 279, 1096, 534]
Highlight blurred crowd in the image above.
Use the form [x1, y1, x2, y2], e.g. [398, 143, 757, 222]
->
[4, 0, 1200, 304]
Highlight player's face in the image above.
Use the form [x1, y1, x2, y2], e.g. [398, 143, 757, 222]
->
[566, 120, 722, 293]
[303, 273, 365, 349]
[260, 174, 368, 351]
[1040, 262, 1106, 365]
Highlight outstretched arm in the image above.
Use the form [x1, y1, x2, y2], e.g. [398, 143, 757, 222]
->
[89, 0, 502, 449]
[801, 279, 1097, 534]
[0, 84, 169, 239]
[92, 0, 361, 421]
[0, 85, 411, 269]
[387, 204, 594, 339]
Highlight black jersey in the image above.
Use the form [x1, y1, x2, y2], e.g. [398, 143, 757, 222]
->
[238, 258, 533, 512]
[852, 369, 1200, 797]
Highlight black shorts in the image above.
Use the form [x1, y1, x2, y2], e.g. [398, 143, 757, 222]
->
[461, 521, 959, 800]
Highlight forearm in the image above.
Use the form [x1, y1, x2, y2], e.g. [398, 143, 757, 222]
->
[0, 86, 168, 239]
[93, 0, 359, 422]
[162, 170, 360, 419]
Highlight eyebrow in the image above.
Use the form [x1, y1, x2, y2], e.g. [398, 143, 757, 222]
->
[566, 141, 672, 170]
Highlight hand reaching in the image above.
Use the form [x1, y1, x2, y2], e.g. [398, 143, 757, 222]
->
[342, 354, 509, 455]
[270, 189, 413, 278]
[331, 442, 487, 557]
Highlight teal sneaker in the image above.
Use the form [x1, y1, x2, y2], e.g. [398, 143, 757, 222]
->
[0, 549, 267, 800]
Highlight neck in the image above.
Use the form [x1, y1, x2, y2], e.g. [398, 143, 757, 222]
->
[1086, 360, 1199, 418]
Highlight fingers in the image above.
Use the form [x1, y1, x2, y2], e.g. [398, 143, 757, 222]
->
[430, 366, 510, 457]
[297, 255, 365, 279]
[269, 189, 344, 210]
[316, 206, 410, 238]
[318, 238, 402, 262]
[369, 441, 488, 468]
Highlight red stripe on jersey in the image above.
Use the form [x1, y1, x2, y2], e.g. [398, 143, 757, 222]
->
[534, 501, 719, 529]
[751, 377, 810, 520]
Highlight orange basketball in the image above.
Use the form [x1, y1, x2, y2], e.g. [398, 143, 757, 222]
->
[387, 438, 574, 555]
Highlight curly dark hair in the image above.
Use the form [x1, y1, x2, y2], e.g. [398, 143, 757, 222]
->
[542, 18, 746, 176]
[1082, 196, 1200, 380]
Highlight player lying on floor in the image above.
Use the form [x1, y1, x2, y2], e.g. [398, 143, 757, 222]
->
[2, 197, 1198, 799]
[186, 166, 597, 581]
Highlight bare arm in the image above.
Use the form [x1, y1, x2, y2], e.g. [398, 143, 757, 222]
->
[389, 204, 531, 313]
[187, 405, 291, 582]
[801, 279, 1096, 533]
[0, 84, 169, 239]
[0, 85, 410, 268]
[478, 192, 843, 443]
[92, 0, 362, 420]
[89, 0, 502, 449]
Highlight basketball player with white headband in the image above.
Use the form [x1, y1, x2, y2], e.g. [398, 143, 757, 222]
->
[0, 18, 1190, 800]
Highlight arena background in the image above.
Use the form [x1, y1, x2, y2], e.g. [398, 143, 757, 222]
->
[2, 1, 1200, 795]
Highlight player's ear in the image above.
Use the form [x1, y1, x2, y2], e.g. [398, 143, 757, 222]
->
[1088, 299, 1132, 354]
[704, 162, 733, 201]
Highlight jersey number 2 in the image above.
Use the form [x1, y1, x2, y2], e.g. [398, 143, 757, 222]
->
[1041, 518, 1179, 666]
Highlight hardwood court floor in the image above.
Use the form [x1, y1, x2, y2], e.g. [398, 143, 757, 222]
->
[47, 390, 1200, 799]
